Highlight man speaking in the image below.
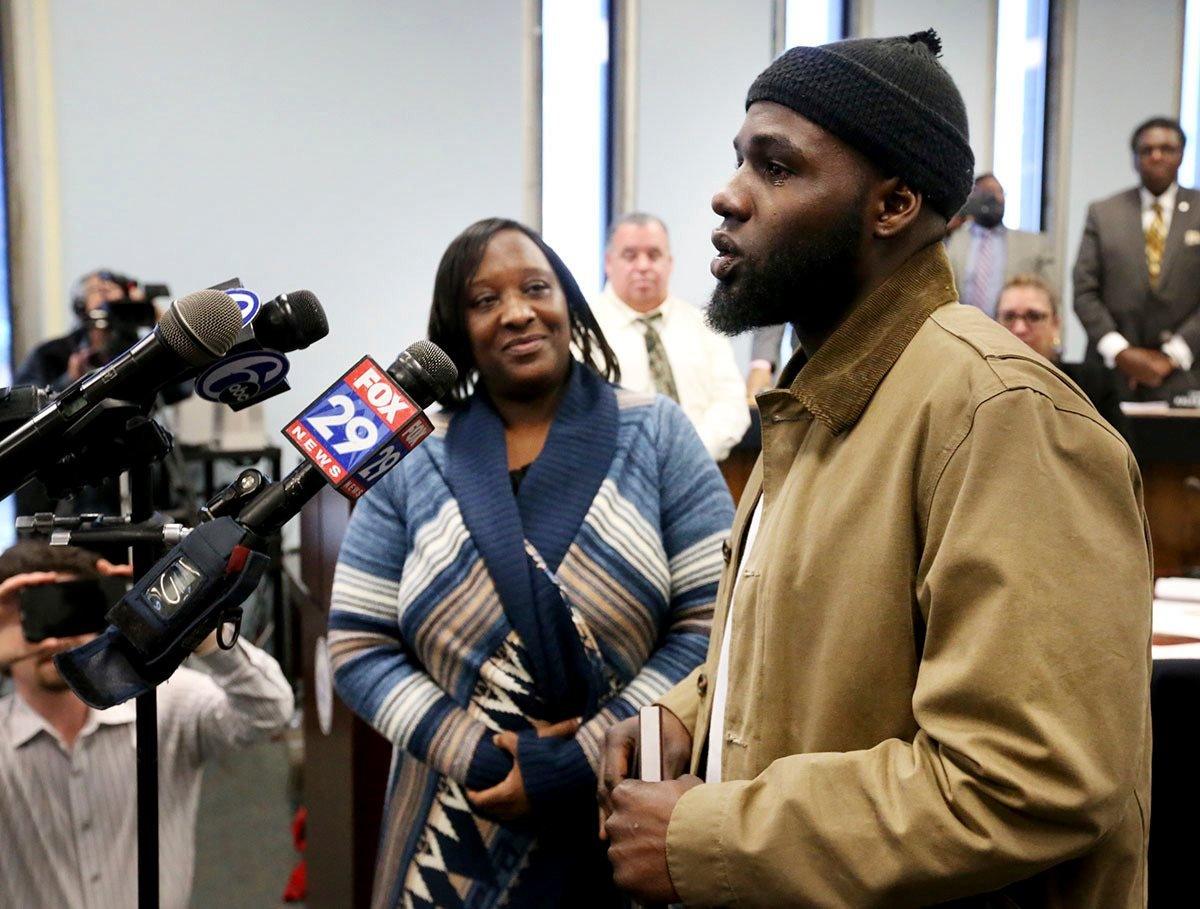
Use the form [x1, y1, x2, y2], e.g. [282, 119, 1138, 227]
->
[601, 31, 1151, 907]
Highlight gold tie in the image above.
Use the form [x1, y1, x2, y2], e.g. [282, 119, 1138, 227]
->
[1146, 200, 1166, 288]
[637, 313, 679, 402]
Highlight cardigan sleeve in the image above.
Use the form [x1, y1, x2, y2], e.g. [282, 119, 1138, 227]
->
[328, 465, 511, 790]
[572, 399, 733, 772]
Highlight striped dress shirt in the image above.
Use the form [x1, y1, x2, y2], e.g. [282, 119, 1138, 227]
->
[0, 638, 294, 909]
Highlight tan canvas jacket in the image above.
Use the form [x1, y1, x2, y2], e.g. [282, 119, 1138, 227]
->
[660, 243, 1152, 908]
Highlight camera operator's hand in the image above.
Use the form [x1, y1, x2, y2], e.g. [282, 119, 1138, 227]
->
[0, 572, 66, 670]
[66, 348, 93, 381]
[598, 709, 693, 836]
[95, 559, 133, 578]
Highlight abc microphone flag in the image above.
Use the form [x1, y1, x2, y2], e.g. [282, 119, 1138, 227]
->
[284, 356, 434, 499]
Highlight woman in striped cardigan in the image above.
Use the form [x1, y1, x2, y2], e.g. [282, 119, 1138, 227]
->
[329, 218, 732, 908]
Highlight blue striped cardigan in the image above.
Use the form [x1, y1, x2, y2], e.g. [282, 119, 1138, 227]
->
[329, 383, 732, 908]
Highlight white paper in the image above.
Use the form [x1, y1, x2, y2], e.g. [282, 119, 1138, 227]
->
[639, 705, 663, 783]
[1154, 577, 1200, 603]
[1153, 599, 1200, 639]
[1154, 641, 1200, 660]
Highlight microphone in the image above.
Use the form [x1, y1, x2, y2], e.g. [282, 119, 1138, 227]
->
[237, 340, 457, 532]
[193, 289, 330, 410]
[0, 289, 243, 497]
[251, 290, 329, 352]
[55, 340, 458, 709]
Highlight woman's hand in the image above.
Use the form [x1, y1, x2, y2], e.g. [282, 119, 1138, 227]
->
[466, 717, 580, 822]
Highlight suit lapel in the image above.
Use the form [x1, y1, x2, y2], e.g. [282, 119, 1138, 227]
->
[1159, 187, 1200, 286]
[1122, 188, 1151, 290]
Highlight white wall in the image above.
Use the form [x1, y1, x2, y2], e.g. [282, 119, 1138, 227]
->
[41, 0, 528, 442]
[859, 0, 997, 173]
[633, 0, 775, 367]
[631, 0, 994, 369]
[22, 0, 1197, 390]
[1059, 0, 1186, 358]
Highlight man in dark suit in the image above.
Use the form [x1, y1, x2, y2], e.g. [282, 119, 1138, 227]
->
[945, 173, 1055, 315]
[1073, 117, 1200, 401]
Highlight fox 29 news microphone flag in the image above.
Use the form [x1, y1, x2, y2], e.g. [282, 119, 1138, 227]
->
[283, 356, 433, 500]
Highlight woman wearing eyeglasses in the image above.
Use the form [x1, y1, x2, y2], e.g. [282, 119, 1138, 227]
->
[996, 273, 1129, 439]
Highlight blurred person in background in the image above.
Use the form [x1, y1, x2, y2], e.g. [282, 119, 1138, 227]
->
[0, 542, 293, 909]
[16, 269, 167, 390]
[744, 320, 796, 403]
[12, 269, 189, 518]
[1074, 117, 1200, 401]
[997, 274, 1128, 438]
[944, 173, 1054, 316]
[591, 212, 750, 460]
[329, 218, 731, 907]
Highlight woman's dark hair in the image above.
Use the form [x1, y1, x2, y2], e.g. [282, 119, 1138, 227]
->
[427, 218, 620, 406]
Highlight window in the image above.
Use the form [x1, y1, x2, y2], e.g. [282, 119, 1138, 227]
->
[992, 0, 1051, 231]
[1182, 0, 1200, 186]
[784, 0, 844, 49]
[0, 39, 13, 548]
[540, 0, 611, 294]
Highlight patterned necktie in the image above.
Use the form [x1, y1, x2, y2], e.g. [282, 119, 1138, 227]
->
[1146, 200, 1166, 289]
[637, 313, 679, 402]
[967, 230, 996, 315]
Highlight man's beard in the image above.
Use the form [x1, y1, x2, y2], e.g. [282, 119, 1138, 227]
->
[35, 658, 70, 691]
[706, 206, 864, 338]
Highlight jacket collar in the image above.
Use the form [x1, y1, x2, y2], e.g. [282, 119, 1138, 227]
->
[767, 242, 957, 435]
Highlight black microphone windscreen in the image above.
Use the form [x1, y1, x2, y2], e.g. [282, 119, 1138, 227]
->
[283, 290, 328, 343]
[159, 289, 243, 366]
[254, 290, 329, 352]
[405, 340, 457, 397]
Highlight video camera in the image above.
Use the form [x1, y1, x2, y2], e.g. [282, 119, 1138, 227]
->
[19, 576, 130, 642]
[75, 272, 172, 367]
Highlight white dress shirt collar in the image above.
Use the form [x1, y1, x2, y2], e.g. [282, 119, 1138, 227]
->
[1140, 182, 1179, 213]
[968, 221, 1007, 239]
[600, 284, 675, 325]
[6, 689, 135, 749]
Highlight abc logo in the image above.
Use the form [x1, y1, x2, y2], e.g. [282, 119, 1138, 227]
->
[197, 351, 289, 405]
[226, 288, 261, 327]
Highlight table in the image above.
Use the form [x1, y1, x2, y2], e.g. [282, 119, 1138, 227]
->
[1123, 407, 1200, 578]
[1150, 656, 1200, 905]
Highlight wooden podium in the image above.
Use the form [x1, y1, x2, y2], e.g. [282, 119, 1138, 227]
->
[298, 486, 391, 907]
[1124, 407, 1200, 578]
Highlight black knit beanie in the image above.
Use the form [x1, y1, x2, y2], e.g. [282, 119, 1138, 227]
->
[746, 29, 973, 218]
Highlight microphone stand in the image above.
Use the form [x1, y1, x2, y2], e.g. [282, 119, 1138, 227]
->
[129, 460, 160, 909]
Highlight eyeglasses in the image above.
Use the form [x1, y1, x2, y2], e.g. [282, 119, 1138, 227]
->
[998, 310, 1052, 327]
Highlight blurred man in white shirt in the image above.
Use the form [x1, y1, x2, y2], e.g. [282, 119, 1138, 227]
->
[0, 542, 294, 909]
[592, 213, 750, 461]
